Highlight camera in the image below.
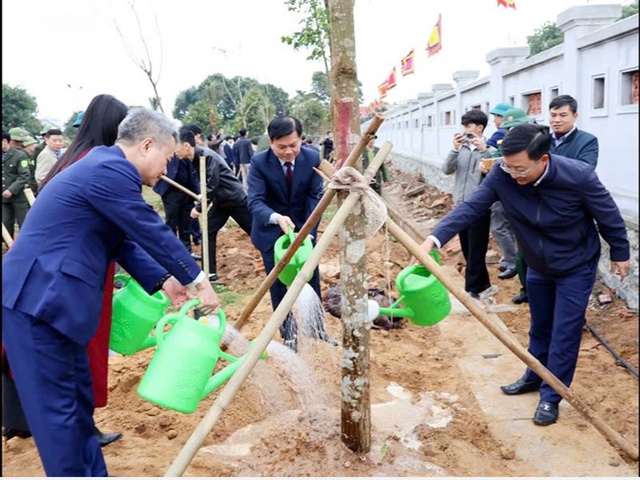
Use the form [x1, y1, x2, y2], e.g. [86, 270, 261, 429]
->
[465, 133, 475, 139]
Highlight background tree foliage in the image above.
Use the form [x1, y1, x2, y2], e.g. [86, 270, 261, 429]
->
[2, 84, 42, 134]
[173, 74, 289, 138]
[289, 91, 327, 134]
[527, 21, 564, 57]
[620, 0, 638, 19]
[281, 0, 331, 77]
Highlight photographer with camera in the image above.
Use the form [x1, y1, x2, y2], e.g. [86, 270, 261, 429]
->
[442, 110, 497, 299]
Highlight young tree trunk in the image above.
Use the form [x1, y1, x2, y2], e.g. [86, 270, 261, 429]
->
[328, 0, 370, 454]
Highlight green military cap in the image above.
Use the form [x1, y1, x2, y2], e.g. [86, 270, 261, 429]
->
[22, 135, 38, 147]
[8, 127, 29, 142]
[489, 102, 512, 117]
[501, 108, 531, 128]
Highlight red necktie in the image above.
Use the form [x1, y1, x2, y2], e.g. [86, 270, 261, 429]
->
[285, 162, 294, 189]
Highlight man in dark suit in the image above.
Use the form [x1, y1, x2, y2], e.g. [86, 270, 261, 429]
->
[247, 115, 337, 352]
[2, 108, 219, 476]
[421, 124, 628, 427]
[153, 130, 201, 258]
[236, 128, 254, 189]
[181, 130, 253, 282]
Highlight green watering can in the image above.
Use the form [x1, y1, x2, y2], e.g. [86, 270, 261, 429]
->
[110, 274, 171, 355]
[369, 252, 451, 327]
[137, 299, 257, 414]
[273, 226, 314, 286]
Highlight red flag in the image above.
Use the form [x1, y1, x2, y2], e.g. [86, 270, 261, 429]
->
[386, 67, 397, 90]
[400, 49, 415, 76]
[497, 0, 516, 9]
[426, 14, 442, 57]
[378, 82, 388, 99]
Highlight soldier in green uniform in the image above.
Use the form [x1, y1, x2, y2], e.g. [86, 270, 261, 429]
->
[361, 137, 389, 195]
[2, 130, 31, 240]
[15, 132, 39, 194]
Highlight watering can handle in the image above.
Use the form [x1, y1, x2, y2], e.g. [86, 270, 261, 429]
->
[179, 298, 201, 316]
[155, 313, 185, 350]
[287, 226, 295, 241]
[155, 299, 200, 350]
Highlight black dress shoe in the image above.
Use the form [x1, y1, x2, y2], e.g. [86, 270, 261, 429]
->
[316, 331, 339, 346]
[2, 427, 32, 440]
[190, 252, 202, 260]
[500, 375, 541, 395]
[468, 291, 480, 299]
[94, 426, 123, 447]
[498, 265, 507, 272]
[498, 267, 517, 280]
[283, 336, 298, 353]
[512, 292, 529, 304]
[533, 400, 559, 426]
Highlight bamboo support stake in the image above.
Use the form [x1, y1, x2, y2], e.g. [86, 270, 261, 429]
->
[164, 141, 391, 477]
[198, 156, 209, 278]
[2, 223, 14, 247]
[232, 114, 385, 333]
[385, 216, 639, 461]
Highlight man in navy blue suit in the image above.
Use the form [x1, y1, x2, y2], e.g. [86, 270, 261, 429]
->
[247, 116, 337, 352]
[2, 108, 219, 476]
[421, 124, 629, 427]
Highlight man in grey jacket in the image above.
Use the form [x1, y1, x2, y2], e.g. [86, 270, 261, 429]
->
[442, 110, 496, 298]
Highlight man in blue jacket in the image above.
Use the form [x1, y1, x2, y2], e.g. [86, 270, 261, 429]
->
[548, 94, 598, 167]
[2, 108, 219, 476]
[421, 124, 629, 427]
[247, 115, 337, 352]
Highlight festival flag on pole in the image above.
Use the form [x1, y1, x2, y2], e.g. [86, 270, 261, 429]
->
[497, 0, 516, 9]
[386, 67, 397, 90]
[378, 82, 388, 99]
[400, 49, 415, 76]
[426, 14, 442, 57]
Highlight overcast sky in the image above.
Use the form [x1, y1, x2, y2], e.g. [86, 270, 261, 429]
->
[2, 0, 621, 127]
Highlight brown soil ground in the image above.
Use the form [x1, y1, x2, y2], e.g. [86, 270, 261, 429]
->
[2, 164, 638, 476]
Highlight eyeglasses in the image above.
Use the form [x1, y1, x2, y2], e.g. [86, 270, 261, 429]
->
[500, 159, 541, 177]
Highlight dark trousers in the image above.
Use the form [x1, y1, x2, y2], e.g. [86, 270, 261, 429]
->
[191, 218, 202, 244]
[516, 250, 528, 296]
[2, 308, 107, 476]
[162, 189, 193, 252]
[2, 198, 29, 240]
[206, 203, 253, 273]
[458, 208, 491, 294]
[524, 260, 598, 404]
[261, 246, 322, 340]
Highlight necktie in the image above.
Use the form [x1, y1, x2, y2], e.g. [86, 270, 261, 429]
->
[285, 162, 294, 188]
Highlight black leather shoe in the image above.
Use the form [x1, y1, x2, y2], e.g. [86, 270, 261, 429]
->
[500, 375, 541, 395]
[498, 267, 517, 280]
[512, 292, 529, 304]
[317, 331, 339, 346]
[190, 252, 202, 260]
[468, 291, 480, 299]
[208, 272, 219, 282]
[283, 336, 298, 353]
[2, 427, 32, 440]
[533, 400, 559, 426]
[94, 426, 123, 447]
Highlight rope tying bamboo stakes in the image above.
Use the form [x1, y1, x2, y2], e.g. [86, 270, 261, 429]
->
[385, 217, 639, 461]
[164, 142, 392, 477]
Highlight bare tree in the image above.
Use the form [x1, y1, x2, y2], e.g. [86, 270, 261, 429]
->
[114, 0, 165, 113]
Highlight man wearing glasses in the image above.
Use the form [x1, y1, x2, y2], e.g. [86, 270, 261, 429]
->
[421, 124, 629, 427]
